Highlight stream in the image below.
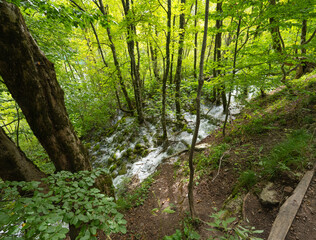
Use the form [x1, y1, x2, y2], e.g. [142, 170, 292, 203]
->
[90, 90, 252, 189]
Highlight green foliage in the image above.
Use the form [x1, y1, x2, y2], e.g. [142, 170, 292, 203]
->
[261, 129, 314, 179]
[0, 169, 126, 240]
[237, 170, 257, 190]
[116, 173, 156, 210]
[163, 218, 200, 240]
[207, 209, 263, 240]
[195, 143, 230, 173]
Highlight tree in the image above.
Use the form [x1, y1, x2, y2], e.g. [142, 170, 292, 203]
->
[93, 0, 134, 113]
[212, 0, 227, 111]
[0, 127, 46, 181]
[121, 0, 144, 123]
[0, 0, 91, 173]
[187, 0, 210, 218]
[0, 2, 114, 238]
[0, 0, 114, 195]
[174, 0, 186, 123]
[161, 0, 172, 142]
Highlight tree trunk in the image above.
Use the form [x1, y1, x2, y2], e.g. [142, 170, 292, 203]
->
[188, 0, 210, 219]
[269, 0, 282, 53]
[94, 0, 134, 113]
[169, 15, 176, 85]
[193, 0, 198, 79]
[223, 17, 241, 136]
[0, 1, 91, 173]
[150, 43, 160, 82]
[0, 127, 46, 181]
[295, 19, 307, 79]
[213, 2, 225, 108]
[161, 0, 172, 141]
[121, 0, 144, 124]
[174, 0, 186, 123]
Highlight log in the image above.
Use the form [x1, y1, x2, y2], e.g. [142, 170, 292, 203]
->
[267, 169, 315, 240]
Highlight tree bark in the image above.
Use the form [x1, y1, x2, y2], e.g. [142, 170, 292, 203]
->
[174, 0, 186, 123]
[0, 1, 91, 173]
[150, 42, 160, 82]
[269, 0, 282, 53]
[223, 17, 242, 137]
[193, 0, 198, 79]
[0, 127, 46, 181]
[169, 15, 176, 85]
[121, 0, 144, 124]
[188, 0, 210, 219]
[161, 0, 172, 141]
[213, 2, 225, 107]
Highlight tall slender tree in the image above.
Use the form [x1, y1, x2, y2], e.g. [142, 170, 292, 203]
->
[121, 0, 144, 123]
[193, 0, 198, 79]
[95, 0, 134, 113]
[174, 0, 186, 123]
[162, 0, 172, 141]
[187, 0, 210, 218]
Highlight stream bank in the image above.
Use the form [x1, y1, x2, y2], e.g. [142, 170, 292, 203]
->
[88, 90, 247, 189]
[110, 75, 316, 240]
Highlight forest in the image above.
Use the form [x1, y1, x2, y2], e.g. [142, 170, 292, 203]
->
[0, 0, 316, 239]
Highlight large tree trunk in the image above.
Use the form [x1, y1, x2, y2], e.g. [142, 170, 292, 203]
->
[0, 127, 46, 181]
[0, 1, 91, 173]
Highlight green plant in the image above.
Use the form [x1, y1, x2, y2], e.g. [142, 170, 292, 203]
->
[195, 143, 230, 174]
[238, 170, 257, 190]
[0, 169, 126, 240]
[261, 129, 313, 179]
[116, 173, 156, 210]
[206, 209, 263, 240]
[163, 218, 200, 240]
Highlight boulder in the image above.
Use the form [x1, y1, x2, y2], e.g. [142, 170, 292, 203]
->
[260, 182, 280, 206]
[195, 143, 211, 151]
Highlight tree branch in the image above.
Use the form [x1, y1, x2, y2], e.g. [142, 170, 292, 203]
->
[302, 28, 316, 45]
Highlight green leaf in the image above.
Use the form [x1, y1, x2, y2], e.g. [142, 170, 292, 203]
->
[70, 216, 78, 225]
[90, 226, 97, 235]
[38, 223, 48, 231]
[162, 206, 175, 214]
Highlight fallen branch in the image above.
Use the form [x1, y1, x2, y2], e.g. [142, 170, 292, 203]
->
[212, 148, 231, 182]
[162, 149, 189, 162]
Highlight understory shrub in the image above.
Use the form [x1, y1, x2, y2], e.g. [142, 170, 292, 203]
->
[0, 169, 126, 240]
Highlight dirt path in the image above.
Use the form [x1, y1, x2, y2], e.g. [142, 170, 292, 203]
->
[112, 155, 237, 240]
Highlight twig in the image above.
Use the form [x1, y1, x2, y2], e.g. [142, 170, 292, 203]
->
[212, 148, 231, 182]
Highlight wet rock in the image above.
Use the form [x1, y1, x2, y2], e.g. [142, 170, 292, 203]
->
[109, 164, 117, 172]
[260, 182, 280, 206]
[195, 143, 211, 151]
[118, 164, 127, 175]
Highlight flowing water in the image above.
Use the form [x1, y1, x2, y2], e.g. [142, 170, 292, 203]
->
[90, 90, 252, 189]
